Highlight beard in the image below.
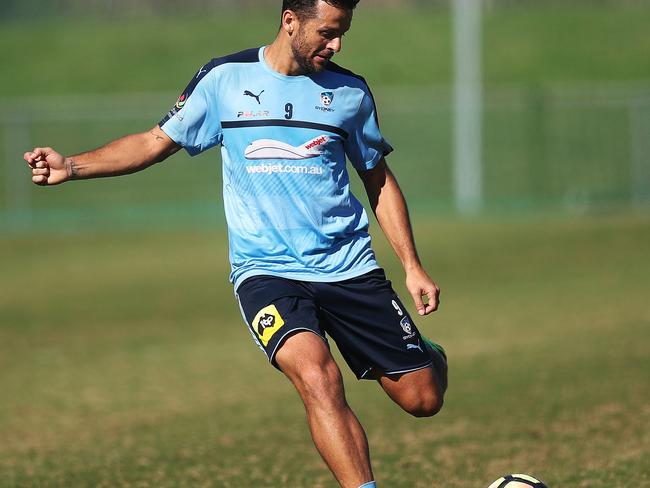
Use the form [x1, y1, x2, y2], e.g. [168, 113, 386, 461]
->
[291, 29, 329, 74]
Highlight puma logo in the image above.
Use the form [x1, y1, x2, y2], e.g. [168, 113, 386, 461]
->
[244, 90, 265, 105]
[407, 341, 423, 353]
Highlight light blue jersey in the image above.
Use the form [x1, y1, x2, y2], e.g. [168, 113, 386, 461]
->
[160, 47, 393, 289]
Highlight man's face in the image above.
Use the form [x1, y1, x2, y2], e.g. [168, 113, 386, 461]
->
[291, 1, 352, 74]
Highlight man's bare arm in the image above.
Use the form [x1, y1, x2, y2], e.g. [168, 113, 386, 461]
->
[358, 157, 440, 315]
[24, 125, 181, 186]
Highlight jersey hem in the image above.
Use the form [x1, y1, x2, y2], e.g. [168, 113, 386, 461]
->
[233, 263, 381, 291]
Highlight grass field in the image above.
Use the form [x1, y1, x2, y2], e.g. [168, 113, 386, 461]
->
[1, 3, 649, 487]
[1, 213, 649, 487]
[3, 5, 650, 95]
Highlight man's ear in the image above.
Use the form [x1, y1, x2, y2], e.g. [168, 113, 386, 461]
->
[282, 9, 298, 35]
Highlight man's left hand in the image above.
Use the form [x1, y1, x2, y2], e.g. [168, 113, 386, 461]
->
[405, 268, 440, 316]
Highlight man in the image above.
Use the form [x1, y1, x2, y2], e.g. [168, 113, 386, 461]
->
[24, 1, 448, 487]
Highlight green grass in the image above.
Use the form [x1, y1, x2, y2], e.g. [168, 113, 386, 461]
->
[1, 213, 649, 486]
[1, 5, 649, 486]
[482, 6, 650, 84]
[2, 5, 650, 97]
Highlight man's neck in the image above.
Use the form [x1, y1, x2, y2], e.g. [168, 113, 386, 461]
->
[264, 36, 304, 76]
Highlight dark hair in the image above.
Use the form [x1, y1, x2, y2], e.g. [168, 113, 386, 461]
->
[282, 0, 360, 19]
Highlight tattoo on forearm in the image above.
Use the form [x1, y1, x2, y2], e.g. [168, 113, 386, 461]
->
[150, 130, 165, 142]
[66, 158, 80, 180]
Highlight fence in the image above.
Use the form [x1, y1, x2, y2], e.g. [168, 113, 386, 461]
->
[1, 83, 649, 232]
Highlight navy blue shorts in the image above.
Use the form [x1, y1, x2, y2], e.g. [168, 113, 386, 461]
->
[235, 269, 433, 379]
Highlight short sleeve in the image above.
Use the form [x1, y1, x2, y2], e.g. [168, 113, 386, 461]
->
[159, 63, 223, 156]
[344, 89, 393, 171]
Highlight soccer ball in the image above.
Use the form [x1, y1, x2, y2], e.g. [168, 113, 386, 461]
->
[487, 473, 548, 488]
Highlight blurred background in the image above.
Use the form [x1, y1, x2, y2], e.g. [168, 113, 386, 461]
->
[1, 1, 649, 487]
[2, 0, 649, 229]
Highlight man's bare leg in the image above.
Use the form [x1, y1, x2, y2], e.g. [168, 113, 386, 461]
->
[275, 332, 374, 488]
[378, 346, 447, 417]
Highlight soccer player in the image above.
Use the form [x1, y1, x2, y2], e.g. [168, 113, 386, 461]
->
[24, 1, 448, 487]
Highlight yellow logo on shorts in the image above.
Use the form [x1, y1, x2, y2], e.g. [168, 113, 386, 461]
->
[252, 304, 285, 346]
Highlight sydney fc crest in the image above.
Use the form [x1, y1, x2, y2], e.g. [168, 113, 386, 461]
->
[320, 92, 334, 107]
[316, 92, 335, 112]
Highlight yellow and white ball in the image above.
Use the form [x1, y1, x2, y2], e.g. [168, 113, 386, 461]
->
[487, 473, 548, 488]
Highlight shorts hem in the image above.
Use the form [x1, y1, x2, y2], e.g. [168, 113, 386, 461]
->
[269, 328, 327, 368]
[359, 360, 433, 380]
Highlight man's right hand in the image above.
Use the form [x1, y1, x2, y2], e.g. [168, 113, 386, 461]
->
[24, 147, 70, 186]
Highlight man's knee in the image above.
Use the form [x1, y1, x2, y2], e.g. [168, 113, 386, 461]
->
[401, 387, 444, 418]
[295, 359, 345, 407]
[276, 333, 346, 409]
[380, 366, 446, 418]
